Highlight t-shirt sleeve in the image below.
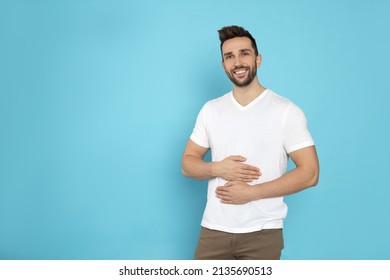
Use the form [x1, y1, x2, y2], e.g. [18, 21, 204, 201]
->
[282, 102, 314, 154]
[190, 104, 210, 148]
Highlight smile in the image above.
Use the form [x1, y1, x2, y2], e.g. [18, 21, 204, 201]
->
[233, 68, 248, 77]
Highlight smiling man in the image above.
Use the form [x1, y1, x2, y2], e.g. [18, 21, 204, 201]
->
[182, 26, 319, 260]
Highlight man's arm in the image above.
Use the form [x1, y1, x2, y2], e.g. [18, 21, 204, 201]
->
[181, 139, 261, 182]
[215, 145, 319, 204]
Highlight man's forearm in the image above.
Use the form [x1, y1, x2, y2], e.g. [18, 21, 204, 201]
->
[182, 155, 217, 180]
[252, 165, 319, 200]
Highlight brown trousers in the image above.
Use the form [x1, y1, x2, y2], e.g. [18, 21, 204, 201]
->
[194, 227, 284, 260]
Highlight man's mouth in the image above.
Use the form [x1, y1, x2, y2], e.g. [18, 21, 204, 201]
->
[232, 68, 248, 78]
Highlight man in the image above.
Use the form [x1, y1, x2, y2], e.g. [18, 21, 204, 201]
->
[182, 26, 319, 260]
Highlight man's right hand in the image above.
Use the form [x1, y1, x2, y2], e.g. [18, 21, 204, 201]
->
[212, 155, 261, 182]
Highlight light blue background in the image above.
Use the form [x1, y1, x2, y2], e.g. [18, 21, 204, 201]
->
[1, 0, 389, 260]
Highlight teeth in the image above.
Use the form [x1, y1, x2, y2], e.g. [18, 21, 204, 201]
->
[234, 69, 247, 75]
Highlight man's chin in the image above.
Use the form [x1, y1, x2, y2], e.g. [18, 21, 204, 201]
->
[227, 73, 255, 88]
[232, 79, 253, 88]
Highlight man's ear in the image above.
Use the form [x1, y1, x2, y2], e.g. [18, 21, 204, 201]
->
[256, 54, 262, 68]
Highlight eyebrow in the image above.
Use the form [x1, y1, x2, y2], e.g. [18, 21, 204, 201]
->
[223, 48, 252, 57]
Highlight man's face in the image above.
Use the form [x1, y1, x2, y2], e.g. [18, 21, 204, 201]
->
[221, 37, 261, 88]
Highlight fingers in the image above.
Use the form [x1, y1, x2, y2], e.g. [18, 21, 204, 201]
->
[219, 155, 262, 182]
[229, 156, 260, 172]
[230, 171, 260, 182]
[238, 166, 261, 181]
[227, 155, 247, 162]
[229, 156, 261, 174]
[215, 185, 231, 203]
[242, 163, 261, 172]
[215, 181, 250, 205]
[240, 176, 258, 182]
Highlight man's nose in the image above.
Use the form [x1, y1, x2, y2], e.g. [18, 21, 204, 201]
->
[234, 56, 243, 66]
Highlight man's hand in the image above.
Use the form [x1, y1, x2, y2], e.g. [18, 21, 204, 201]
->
[215, 146, 320, 204]
[182, 140, 262, 182]
[215, 181, 255, 205]
[213, 155, 261, 182]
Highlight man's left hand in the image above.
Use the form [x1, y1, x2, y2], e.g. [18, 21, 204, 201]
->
[215, 181, 255, 205]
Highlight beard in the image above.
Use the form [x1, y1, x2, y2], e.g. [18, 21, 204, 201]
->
[225, 64, 257, 88]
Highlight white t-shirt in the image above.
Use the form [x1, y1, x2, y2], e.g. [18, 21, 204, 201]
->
[190, 89, 314, 233]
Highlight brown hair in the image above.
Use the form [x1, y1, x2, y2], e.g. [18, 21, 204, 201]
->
[218, 26, 259, 60]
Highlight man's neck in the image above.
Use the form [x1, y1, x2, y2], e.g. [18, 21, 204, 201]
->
[232, 80, 266, 106]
